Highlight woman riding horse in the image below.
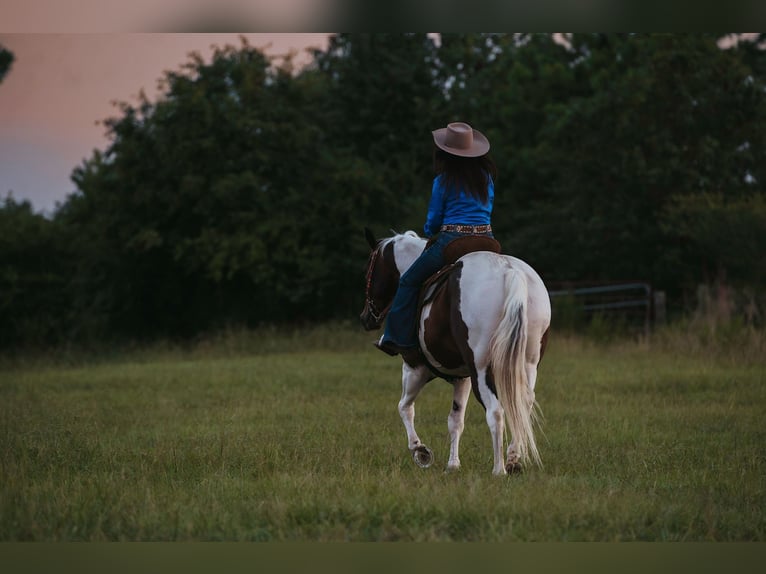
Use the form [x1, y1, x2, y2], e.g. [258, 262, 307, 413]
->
[375, 122, 497, 359]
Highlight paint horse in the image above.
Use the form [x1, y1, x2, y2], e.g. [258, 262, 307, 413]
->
[360, 228, 551, 475]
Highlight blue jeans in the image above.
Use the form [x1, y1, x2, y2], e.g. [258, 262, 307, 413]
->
[382, 232, 463, 348]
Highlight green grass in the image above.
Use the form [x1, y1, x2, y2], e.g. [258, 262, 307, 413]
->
[1, 325, 764, 541]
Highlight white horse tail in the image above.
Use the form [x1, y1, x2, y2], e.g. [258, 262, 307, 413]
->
[489, 267, 541, 467]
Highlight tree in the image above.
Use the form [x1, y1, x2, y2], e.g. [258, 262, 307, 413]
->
[313, 34, 443, 233]
[0, 44, 13, 83]
[0, 195, 70, 346]
[56, 38, 388, 338]
[662, 192, 766, 288]
[493, 34, 766, 294]
[6, 33, 762, 347]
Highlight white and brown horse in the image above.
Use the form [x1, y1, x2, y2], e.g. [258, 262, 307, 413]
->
[360, 228, 551, 475]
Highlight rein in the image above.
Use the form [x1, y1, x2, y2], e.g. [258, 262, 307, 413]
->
[364, 246, 392, 324]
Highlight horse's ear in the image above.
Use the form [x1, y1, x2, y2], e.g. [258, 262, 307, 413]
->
[364, 227, 378, 250]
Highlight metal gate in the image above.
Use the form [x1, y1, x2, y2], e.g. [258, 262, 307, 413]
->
[548, 282, 664, 333]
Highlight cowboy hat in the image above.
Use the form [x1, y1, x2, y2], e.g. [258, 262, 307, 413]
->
[432, 122, 490, 157]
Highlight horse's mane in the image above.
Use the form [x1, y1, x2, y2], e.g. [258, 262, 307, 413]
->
[389, 229, 422, 240]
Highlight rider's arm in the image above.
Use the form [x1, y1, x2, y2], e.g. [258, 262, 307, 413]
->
[423, 176, 445, 237]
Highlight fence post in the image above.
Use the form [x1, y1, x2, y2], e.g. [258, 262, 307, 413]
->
[653, 290, 667, 326]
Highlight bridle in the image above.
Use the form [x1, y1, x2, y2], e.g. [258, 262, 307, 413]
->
[364, 245, 393, 325]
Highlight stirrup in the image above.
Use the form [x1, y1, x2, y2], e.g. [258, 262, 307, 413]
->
[374, 340, 415, 357]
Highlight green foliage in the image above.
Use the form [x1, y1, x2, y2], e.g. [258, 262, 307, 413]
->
[57, 40, 379, 338]
[496, 34, 765, 290]
[662, 192, 766, 286]
[550, 294, 587, 331]
[0, 195, 71, 346]
[313, 33, 442, 232]
[0, 44, 13, 83]
[3, 33, 766, 345]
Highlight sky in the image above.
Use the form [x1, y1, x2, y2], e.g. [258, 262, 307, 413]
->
[0, 33, 330, 214]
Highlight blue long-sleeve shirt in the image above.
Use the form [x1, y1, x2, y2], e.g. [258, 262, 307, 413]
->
[423, 174, 494, 237]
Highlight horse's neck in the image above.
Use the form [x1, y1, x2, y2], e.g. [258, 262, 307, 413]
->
[393, 235, 427, 275]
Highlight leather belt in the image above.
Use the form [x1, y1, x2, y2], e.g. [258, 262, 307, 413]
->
[440, 224, 492, 234]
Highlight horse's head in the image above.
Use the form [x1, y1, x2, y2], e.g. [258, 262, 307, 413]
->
[359, 228, 427, 330]
[360, 228, 400, 331]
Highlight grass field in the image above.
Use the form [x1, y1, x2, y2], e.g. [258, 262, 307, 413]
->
[1, 324, 764, 541]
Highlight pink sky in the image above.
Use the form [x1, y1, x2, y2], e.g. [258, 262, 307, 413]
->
[0, 34, 329, 213]
[1, 1, 333, 31]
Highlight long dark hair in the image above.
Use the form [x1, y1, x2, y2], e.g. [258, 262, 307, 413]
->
[433, 148, 497, 204]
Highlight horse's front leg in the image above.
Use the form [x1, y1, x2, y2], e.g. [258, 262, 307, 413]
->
[446, 377, 471, 471]
[398, 362, 434, 468]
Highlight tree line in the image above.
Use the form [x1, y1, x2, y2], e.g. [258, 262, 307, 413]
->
[2, 34, 765, 347]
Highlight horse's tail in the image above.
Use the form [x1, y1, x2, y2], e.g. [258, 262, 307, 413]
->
[489, 266, 541, 467]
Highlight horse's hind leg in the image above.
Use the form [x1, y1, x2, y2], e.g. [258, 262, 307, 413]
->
[446, 377, 471, 471]
[399, 362, 434, 468]
[473, 366, 507, 475]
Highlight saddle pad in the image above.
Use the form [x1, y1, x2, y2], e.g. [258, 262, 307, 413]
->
[420, 263, 459, 308]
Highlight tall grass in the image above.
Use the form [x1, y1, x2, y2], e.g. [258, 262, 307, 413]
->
[1, 322, 763, 541]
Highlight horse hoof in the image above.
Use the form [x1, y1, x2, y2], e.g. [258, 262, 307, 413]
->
[505, 461, 523, 474]
[411, 445, 434, 468]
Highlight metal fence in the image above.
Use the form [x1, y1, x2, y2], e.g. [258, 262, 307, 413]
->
[548, 281, 665, 333]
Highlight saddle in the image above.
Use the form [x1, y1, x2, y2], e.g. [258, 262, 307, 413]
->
[420, 235, 502, 307]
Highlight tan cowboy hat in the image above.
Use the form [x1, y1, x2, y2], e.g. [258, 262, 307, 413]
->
[432, 122, 490, 157]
